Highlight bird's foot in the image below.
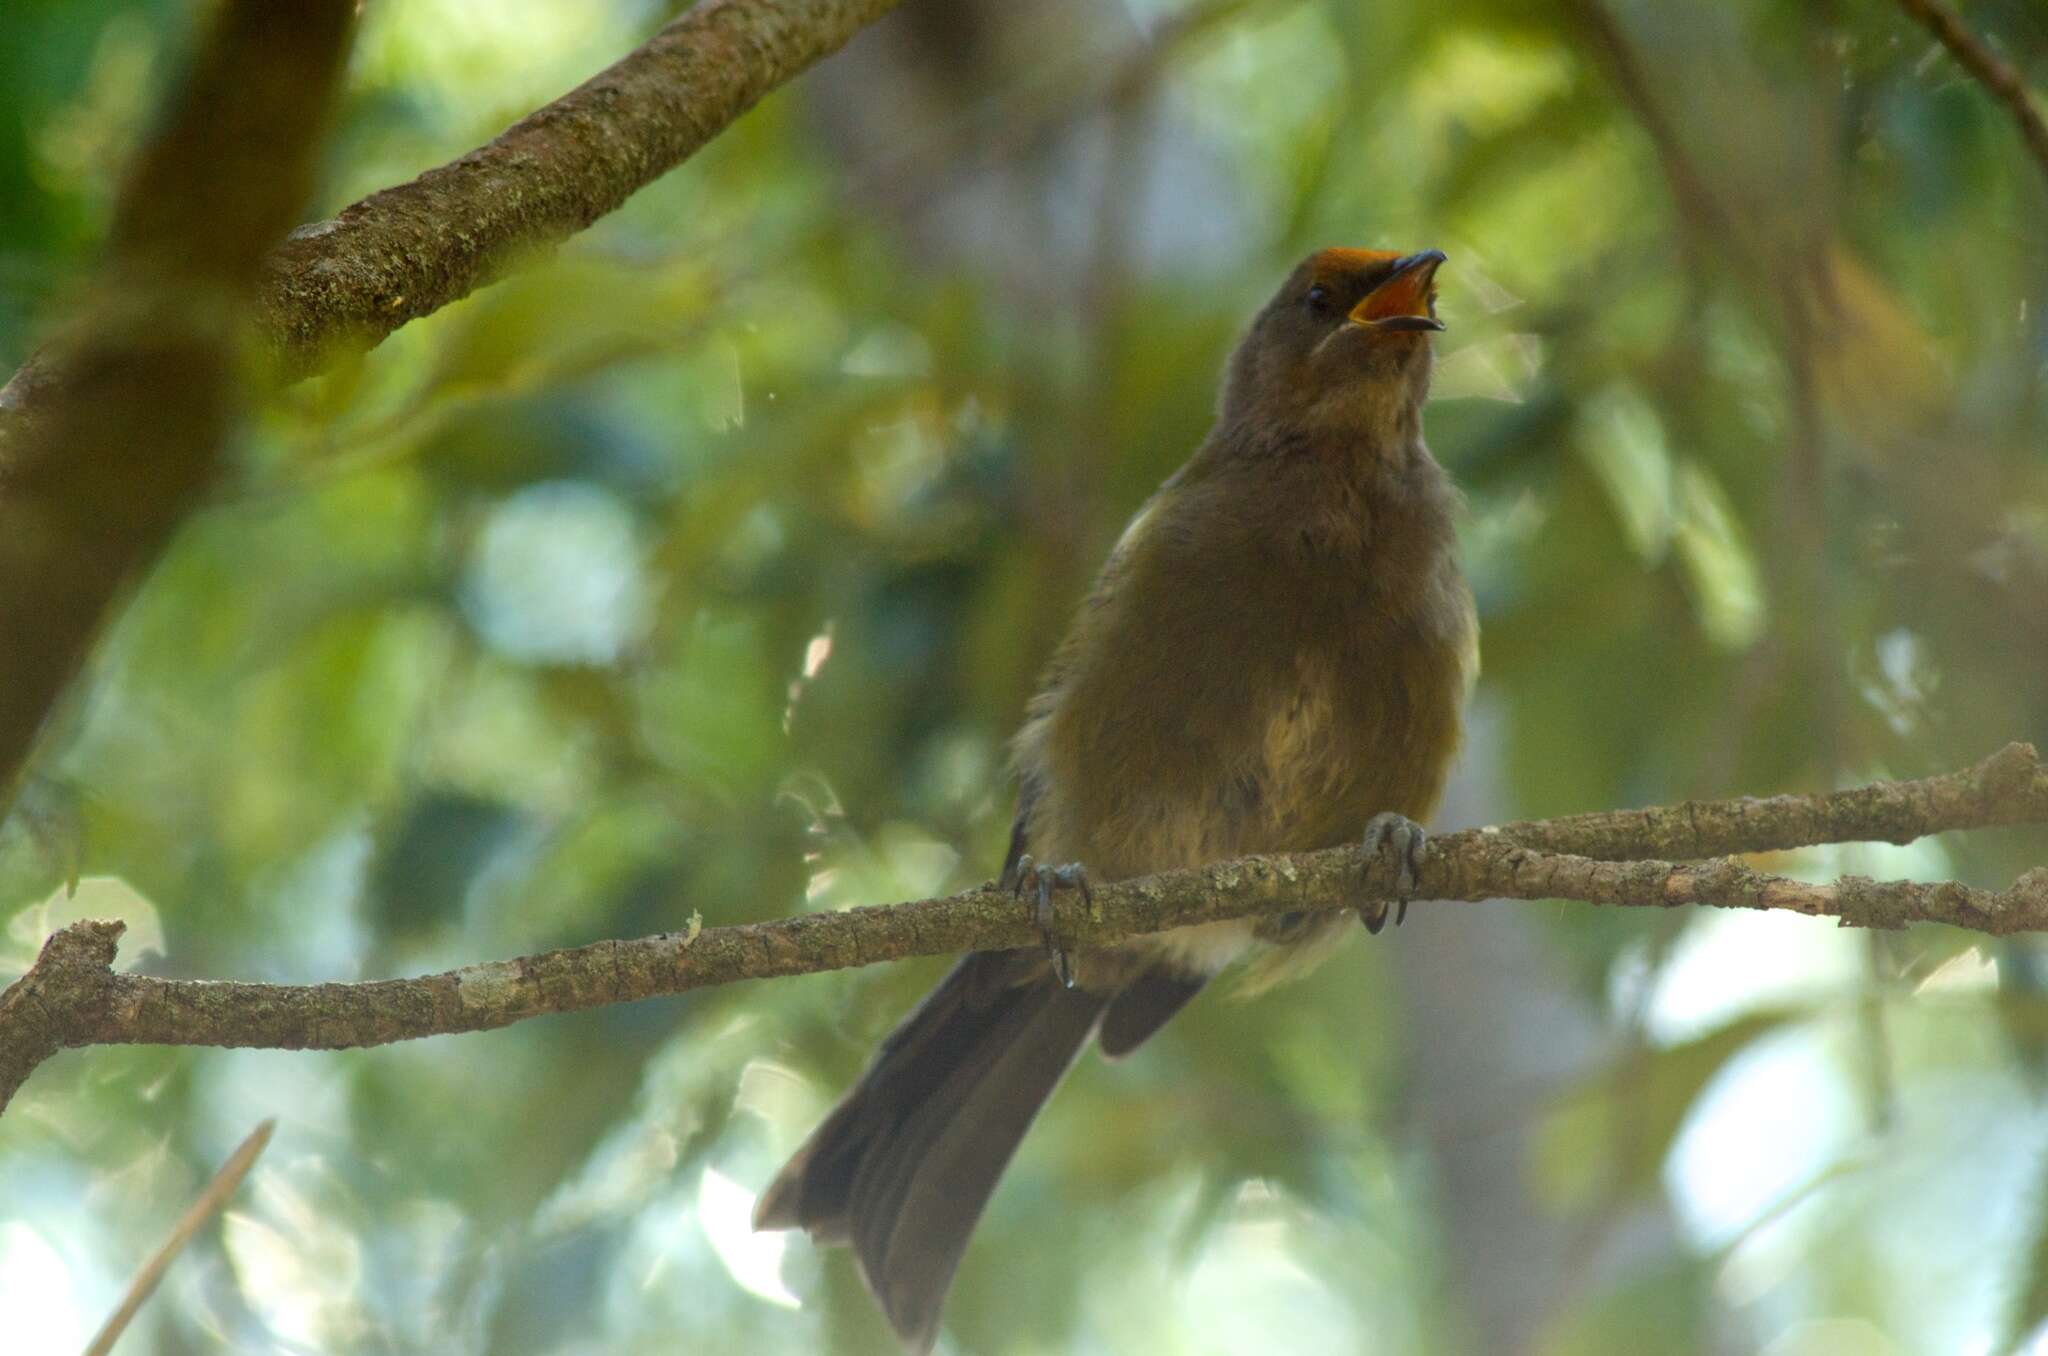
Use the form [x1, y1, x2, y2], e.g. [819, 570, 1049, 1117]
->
[1008, 854, 1091, 988]
[1358, 812, 1428, 935]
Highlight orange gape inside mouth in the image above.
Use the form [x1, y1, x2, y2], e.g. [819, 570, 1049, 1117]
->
[1350, 250, 1446, 332]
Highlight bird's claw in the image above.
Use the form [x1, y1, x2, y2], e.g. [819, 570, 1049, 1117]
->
[1009, 854, 1090, 988]
[1358, 812, 1427, 935]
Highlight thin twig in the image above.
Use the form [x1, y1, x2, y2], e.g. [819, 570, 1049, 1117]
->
[82, 1119, 276, 1356]
[1895, 0, 2048, 188]
[4, 747, 2046, 1119]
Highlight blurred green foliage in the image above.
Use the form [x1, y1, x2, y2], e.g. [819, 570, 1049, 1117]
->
[2, 0, 2046, 1352]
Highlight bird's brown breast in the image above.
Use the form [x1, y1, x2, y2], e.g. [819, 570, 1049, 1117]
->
[1012, 438, 1474, 967]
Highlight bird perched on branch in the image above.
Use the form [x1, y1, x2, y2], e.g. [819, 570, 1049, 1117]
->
[755, 248, 1477, 1351]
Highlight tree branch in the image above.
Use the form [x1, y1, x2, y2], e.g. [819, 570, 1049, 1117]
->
[256, 0, 904, 381]
[1476, 739, 2048, 860]
[5, 746, 2046, 1118]
[1563, 0, 1737, 247]
[1895, 0, 2048, 189]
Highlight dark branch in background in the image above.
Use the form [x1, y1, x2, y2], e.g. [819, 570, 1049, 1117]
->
[5, 746, 2046, 1118]
[0, 0, 356, 811]
[1895, 0, 2048, 187]
[1563, 0, 1736, 246]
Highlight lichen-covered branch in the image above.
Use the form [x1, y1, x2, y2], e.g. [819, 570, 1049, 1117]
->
[0, 0, 356, 811]
[5, 747, 2047, 1117]
[1895, 0, 2048, 188]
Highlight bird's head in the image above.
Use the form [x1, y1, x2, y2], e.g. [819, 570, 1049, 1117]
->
[1220, 247, 1446, 444]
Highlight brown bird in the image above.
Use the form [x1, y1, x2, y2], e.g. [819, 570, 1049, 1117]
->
[754, 247, 1478, 1351]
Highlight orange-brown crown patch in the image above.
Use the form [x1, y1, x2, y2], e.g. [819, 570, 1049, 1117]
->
[1307, 247, 1406, 288]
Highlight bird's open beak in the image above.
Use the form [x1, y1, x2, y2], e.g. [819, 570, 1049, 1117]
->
[1349, 250, 1446, 332]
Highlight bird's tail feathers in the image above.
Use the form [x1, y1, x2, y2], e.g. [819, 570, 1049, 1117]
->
[754, 950, 1110, 1353]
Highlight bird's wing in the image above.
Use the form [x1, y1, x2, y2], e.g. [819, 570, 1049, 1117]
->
[998, 767, 1043, 889]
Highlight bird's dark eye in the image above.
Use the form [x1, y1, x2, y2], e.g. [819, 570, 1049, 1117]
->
[1305, 284, 1332, 313]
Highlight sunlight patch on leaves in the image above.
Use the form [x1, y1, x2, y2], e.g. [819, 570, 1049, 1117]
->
[697, 1165, 800, 1310]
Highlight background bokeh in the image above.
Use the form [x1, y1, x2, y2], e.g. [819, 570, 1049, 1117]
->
[3, 0, 2047, 1351]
